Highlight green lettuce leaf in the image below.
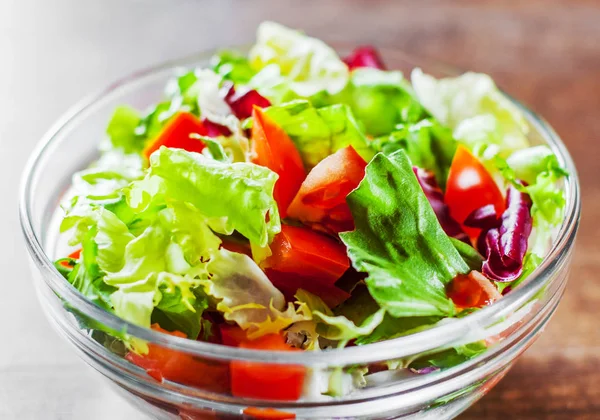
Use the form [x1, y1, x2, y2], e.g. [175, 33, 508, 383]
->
[265, 100, 374, 167]
[210, 50, 256, 85]
[371, 119, 456, 188]
[411, 69, 529, 151]
[493, 146, 567, 258]
[295, 288, 385, 347]
[149, 147, 280, 247]
[335, 68, 426, 136]
[106, 106, 143, 153]
[204, 248, 307, 338]
[450, 237, 484, 271]
[506, 145, 563, 185]
[313, 309, 386, 347]
[249, 21, 349, 98]
[66, 227, 116, 311]
[495, 252, 543, 293]
[356, 313, 442, 345]
[152, 273, 209, 339]
[340, 150, 469, 317]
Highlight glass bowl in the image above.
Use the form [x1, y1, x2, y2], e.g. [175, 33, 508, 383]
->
[19, 48, 581, 420]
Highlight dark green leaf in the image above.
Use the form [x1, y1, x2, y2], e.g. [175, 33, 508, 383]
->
[449, 237, 484, 271]
[371, 119, 457, 189]
[340, 150, 469, 318]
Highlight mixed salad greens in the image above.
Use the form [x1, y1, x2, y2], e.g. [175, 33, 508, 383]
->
[55, 22, 567, 400]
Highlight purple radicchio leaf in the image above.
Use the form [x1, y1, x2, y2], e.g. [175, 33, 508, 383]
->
[201, 118, 232, 137]
[410, 366, 440, 375]
[464, 204, 502, 255]
[482, 185, 533, 282]
[464, 204, 500, 231]
[413, 167, 469, 244]
[223, 82, 271, 120]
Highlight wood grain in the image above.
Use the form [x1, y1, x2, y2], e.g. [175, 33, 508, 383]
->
[1, 1, 599, 418]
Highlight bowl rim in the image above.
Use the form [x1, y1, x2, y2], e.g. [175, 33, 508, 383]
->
[19, 47, 581, 366]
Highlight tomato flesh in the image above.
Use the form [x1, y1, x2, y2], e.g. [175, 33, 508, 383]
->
[142, 112, 207, 160]
[447, 271, 502, 309]
[231, 334, 305, 401]
[262, 225, 349, 286]
[126, 324, 230, 392]
[265, 269, 350, 308]
[219, 324, 249, 347]
[251, 107, 306, 218]
[243, 407, 296, 419]
[445, 145, 505, 239]
[287, 146, 367, 234]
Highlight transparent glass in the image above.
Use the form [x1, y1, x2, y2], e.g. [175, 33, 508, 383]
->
[19, 48, 581, 420]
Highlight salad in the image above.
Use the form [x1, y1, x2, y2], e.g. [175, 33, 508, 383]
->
[54, 22, 567, 401]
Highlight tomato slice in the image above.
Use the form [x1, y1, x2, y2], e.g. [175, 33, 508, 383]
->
[262, 225, 349, 286]
[287, 146, 367, 234]
[126, 324, 230, 392]
[219, 324, 249, 347]
[142, 112, 207, 160]
[447, 271, 502, 309]
[59, 249, 82, 268]
[243, 407, 296, 419]
[445, 145, 505, 238]
[251, 107, 306, 218]
[231, 334, 305, 401]
[265, 269, 350, 308]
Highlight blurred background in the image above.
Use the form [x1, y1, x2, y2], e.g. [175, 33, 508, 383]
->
[1, 1, 598, 419]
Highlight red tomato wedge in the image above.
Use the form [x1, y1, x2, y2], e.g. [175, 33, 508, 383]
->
[287, 146, 367, 234]
[445, 145, 505, 238]
[142, 112, 207, 160]
[59, 249, 82, 268]
[231, 334, 305, 401]
[243, 407, 296, 419]
[68, 249, 82, 260]
[126, 325, 230, 392]
[262, 225, 350, 286]
[447, 271, 502, 309]
[250, 107, 306, 218]
[219, 324, 249, 347]
[265, 269, 350, 308]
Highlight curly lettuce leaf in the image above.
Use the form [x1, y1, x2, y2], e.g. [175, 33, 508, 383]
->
[506, 145, 563, 185]
[337, 68, 426, 136]
[265, 100, 374, 167]
[294, 289, 384, 347]
[203, 249, 307, 338]
[340, 150, 469, 317]
[152, 273, 209, 339]
[411, 69, 529, 151]
[149, 147, 280, 247]
[494, 146, 567, 258]
[106, 106, 143, 153]
[61, 183, 222, 337]
[249, 21, 349, 98]
[66, 227, 116, 311]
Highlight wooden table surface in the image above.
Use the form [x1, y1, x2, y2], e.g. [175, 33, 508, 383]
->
[1, 1, 598, 419]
